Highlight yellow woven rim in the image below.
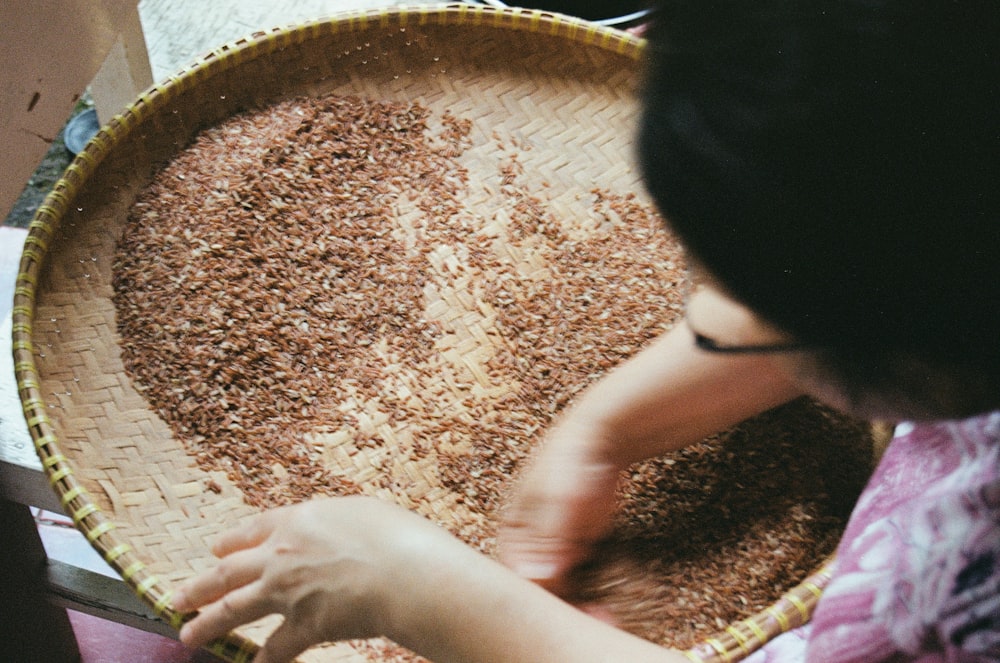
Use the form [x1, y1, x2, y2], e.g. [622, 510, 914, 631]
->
[13, 5, 829, 661]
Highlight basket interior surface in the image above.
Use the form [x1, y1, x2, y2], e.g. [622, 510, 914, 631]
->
[15, 7, 875, 662]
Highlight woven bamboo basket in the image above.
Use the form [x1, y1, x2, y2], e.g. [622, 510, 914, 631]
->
[12, 5, 875, 662]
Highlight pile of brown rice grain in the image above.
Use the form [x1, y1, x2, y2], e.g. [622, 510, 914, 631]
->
[114, 93, 472, 508]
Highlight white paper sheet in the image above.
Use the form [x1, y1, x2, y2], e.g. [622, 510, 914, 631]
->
[0, 227, 39, 469]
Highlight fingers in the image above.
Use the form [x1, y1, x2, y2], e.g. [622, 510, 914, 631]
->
[499, 497, 578, 589]
[211, 510, 277, 557]
[580, 602, 618, 626]
[497, 455, 620, 594]
[179, 579, 274, 650]
[173, 547, 266, 613]
[174, 511, 279, 612]
[498, 520, 586, 593]
[253, 620, 312, 663]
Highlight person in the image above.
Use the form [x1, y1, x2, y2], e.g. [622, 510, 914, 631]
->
[171, 1, 999, 661]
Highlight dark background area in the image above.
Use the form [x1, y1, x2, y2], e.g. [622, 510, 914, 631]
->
[5, 99, 91, 229]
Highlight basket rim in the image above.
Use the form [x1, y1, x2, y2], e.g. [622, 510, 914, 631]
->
[11, 5, 827, 662]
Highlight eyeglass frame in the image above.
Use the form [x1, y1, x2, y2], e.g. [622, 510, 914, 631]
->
[689, 325, 814, 354]
[681, 263, 816, 355]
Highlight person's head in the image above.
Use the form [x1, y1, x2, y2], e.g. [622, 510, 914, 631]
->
[638, 0, 999, 420]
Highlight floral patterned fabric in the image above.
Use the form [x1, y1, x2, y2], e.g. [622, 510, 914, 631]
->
[745, 411, 1000, 662]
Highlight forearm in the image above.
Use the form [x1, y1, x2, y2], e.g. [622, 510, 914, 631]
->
[563, 322, 803, 467]
[388, 534, 689, 663]
[174, 497, 688, 663]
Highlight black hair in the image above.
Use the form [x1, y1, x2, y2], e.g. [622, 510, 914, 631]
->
[638, 1, 1000, 415]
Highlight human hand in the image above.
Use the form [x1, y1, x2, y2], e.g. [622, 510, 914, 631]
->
[497, 416, 622, 597]
[172, 496, 478, 663]
[498, 323, 803, 598]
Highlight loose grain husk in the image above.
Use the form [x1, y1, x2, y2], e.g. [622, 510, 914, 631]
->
[13, 6, 879, 662]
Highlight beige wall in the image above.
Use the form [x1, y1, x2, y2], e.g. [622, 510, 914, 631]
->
[0, 1, 151, 219]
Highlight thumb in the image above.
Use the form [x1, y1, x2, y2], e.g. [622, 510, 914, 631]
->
[502, 537, 589, 594]
[253, 621, 311, 663]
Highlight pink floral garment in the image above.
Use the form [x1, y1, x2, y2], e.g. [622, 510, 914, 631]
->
[745, 411, 1000, 662]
